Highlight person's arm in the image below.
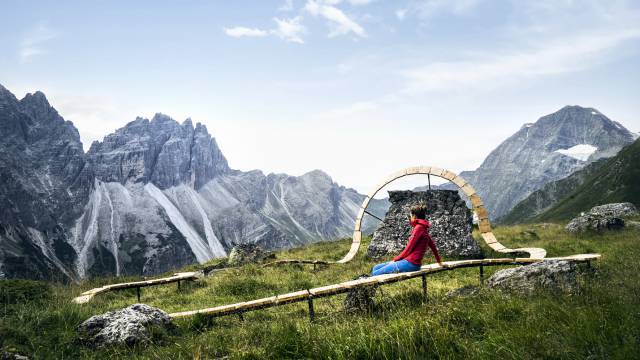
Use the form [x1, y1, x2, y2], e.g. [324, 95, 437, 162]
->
[393, 227, 422, 262]
[426, 235, 442, 264]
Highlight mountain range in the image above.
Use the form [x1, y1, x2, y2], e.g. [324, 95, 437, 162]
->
[0, 83, 637, 281]
[0, 85, 385, 281]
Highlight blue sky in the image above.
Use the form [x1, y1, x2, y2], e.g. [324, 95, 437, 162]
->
[2, 0, 639, 194]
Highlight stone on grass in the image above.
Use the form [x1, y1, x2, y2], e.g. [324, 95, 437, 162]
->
[227, 243, 274, 266]
[1, 350, 30, 360]
[343, 275, 379, 314]
[76, 304, 175, 347]
[589, 202, 638, 218]
[486, 260, 579, 296]
[566, 202, 638, 233]
[566, 214, 625, 233]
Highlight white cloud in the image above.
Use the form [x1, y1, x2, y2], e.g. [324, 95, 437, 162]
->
[279, 0, 294, 11]
[401, 28, 640, 93]
[272, 16, 306, 43]
[305, 0, 366, 37]
[19, 24, 57, 63]
[223, 26, 268, 38]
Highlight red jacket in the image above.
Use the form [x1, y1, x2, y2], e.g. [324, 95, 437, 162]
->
[393, 218, 441, 266]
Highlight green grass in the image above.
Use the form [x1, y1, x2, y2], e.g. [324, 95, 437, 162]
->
[1, 225, 639, 359]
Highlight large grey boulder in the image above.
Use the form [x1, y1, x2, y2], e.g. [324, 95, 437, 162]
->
[77, 304, 175, 347]
[487, 260, 579, 295]
[367, 190, 483, 260]
[589, 202, 638, 218]
[566, 214, 625, 233]
[227, 243, 274, 266]
[565, 202, 636, 233]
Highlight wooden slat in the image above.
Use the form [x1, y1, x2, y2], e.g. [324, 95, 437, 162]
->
[461, 183, 477, 196]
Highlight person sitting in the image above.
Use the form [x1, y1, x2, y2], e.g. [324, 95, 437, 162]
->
[371, 204, 443, 276]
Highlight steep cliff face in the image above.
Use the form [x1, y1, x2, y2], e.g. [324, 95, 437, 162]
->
[0, 85, 384, 281]
[0, 85, 92, 281]
[457, 106, 635, 220]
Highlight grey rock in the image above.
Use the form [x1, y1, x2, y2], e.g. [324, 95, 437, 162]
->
[343, 275, 378, 314]
[452, 106, 635, 220]
[76, 304, 175, 347]
[566, 214, 625, 233]
[1, 350, 30, 360]
[227, 243, 274, 266]
[565, 202, 635, 233]
[486, 260, 579, 295]
[627, 220, 640, 229]
[367, 190, 483, 260]
[588, 202, 638, 218]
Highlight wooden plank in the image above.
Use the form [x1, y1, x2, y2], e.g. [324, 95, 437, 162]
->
[478, 218, 492, 233]
[429, 167, 444, 177]
[276, 290, 310, 303]
[406, 166, 429, 175]
[441, 169, 457, 180]
[469, 195, 484, 209]
[475, 206, 489, 220]
[450, 176, 467, 188]
[461, 183, 477, 196]
[481, 232, 498, 244]
[353, 230, 362, 244]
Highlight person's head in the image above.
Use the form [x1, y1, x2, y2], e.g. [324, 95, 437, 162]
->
[409, 204, 427, 221]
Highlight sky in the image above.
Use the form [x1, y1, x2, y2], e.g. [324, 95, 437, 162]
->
[1, 0, 639, 195]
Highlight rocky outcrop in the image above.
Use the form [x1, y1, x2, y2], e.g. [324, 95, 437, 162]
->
[227, 243, 274, 266]
[588, 203, 638, 218]
[87, 115, 229, 190]
[367, 190, 482, 260]
[76, 304, 175, 347]
[565, 203, 637, 233]
[566, 215, 625, 233]
[486, 260, 579, 295]
[453, 106, 635, 220]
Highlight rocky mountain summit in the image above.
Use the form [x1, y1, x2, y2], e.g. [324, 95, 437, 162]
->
[455, 106, 635, 220]
[0, 85, 384, 281]
[367, 190, 483, 260]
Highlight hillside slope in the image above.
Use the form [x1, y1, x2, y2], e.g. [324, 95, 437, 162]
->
[499, 158, 608, 224]
[533, 138, 640, 222]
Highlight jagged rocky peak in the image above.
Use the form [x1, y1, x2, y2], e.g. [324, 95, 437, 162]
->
[88, 113, 229, 189]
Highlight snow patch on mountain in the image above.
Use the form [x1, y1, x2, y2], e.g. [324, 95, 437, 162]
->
[555, 144, 598, 161]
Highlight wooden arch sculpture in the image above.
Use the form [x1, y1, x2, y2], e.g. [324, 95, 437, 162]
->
[337, 166, 547, 264]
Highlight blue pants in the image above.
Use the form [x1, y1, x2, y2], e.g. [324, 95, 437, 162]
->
[371, 260, 420, 276]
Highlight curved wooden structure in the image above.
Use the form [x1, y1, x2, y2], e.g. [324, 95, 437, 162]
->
[341, 166, 547, 263]
[169, 254, 600, 319]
